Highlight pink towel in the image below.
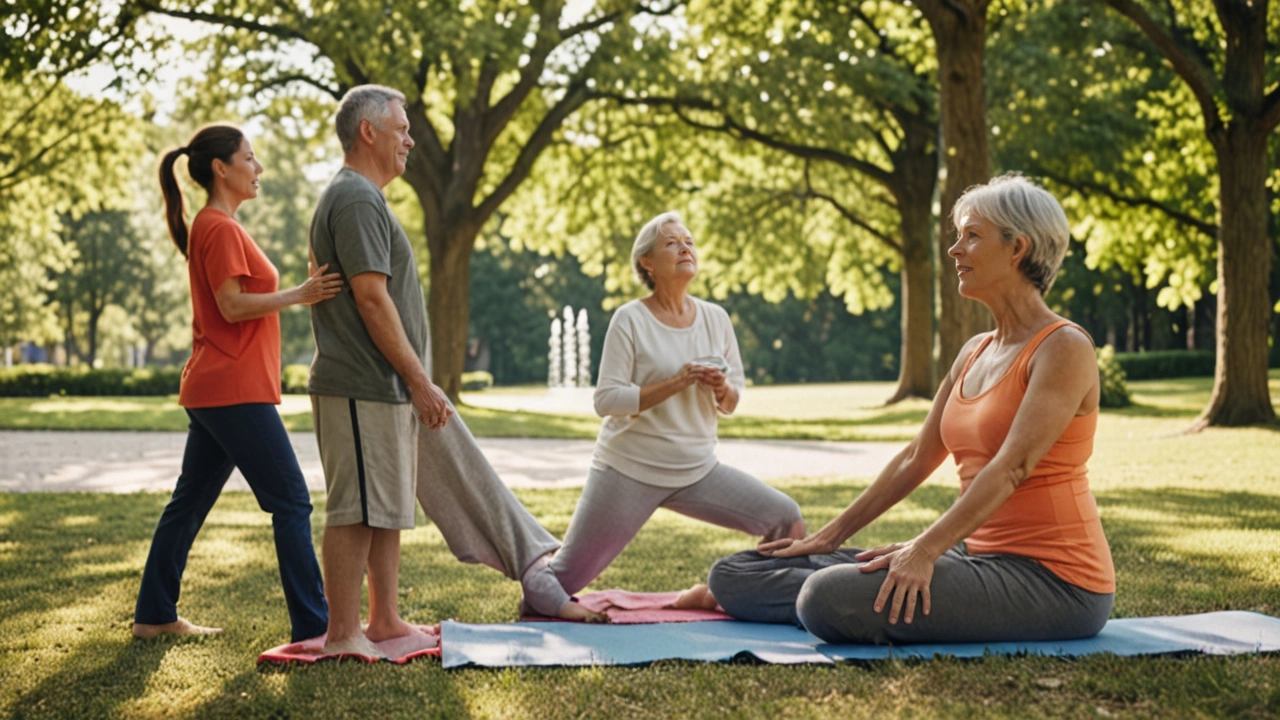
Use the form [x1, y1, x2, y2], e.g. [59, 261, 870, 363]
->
[523, 590, 732, 624]
[257, 625, 441, 665]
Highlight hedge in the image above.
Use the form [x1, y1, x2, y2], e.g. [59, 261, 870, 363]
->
[1113, 350, 1216, 380]
[0, 363, 497, 396]
[0, 365, 184, 397]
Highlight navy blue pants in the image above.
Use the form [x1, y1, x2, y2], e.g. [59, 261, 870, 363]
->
[133, 404, 328, 641]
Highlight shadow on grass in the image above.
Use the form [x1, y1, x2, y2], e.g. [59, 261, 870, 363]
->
[1098, 487, 1280, 617]
[3, 482, 1279, 718]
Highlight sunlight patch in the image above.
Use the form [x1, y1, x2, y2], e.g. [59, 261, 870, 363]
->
[60, 515, 99, 527]
[28, 399, 155, 414]
[121, 643, 225, 716]
[204, 511, 272, 528]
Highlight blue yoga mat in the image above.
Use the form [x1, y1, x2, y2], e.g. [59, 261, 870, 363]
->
[821, 611, 1280, 661]
[440, 620, 830, 668]
[440, 611, 1280, 669]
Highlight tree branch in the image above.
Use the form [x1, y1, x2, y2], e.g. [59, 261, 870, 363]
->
[405, 99, 448, 190]
[131, 0, 310, 44]
[1101, 0, 1224, 138]
[801, 162, 901, 254]
[1037, 167, 1217, 238]
[598, 92, 896, 186]
[253, 72, 341, 100]
[476, 83, 593, 220]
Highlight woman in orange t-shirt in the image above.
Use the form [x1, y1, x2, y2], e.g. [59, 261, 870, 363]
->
[132, 125, 342, 642]
[705, 175, 1115, 645]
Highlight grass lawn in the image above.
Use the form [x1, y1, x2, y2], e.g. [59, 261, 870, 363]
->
[1, 402, 1279, 717]
[1, 371, 1276, 439]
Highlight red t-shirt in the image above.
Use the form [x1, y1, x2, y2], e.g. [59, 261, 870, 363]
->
[178, 207, 282, 408]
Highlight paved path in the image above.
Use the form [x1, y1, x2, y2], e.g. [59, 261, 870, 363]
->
[0, 431, 911, 493]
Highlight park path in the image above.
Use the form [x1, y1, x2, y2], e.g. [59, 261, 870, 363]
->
[0, 430, 907, 493]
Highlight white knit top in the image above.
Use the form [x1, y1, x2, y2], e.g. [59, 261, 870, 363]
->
[591, 297, 746, 488]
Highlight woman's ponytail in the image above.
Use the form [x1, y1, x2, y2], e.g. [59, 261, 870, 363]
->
[159, 146, 189, 257]
[157, 125, 244, 259]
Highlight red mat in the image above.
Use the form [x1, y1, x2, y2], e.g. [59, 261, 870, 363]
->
[523, 590, 732, 624]
[257, 625, 441, 665]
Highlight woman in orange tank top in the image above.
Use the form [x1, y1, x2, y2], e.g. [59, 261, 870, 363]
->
[704, 175, 1115, 645]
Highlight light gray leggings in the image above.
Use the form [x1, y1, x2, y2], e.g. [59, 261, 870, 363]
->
[413, 404, 563, 599]
[523, 463, 804, 615]
[708, 543, 1113, 645]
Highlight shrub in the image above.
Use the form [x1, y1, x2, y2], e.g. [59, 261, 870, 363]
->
[1114, 350, 1215, 380]
[0, 364, 183, 397]
[1096, 345, 1131, 408]
[461, 370, 493, 391]
[282, 364, 311, 394]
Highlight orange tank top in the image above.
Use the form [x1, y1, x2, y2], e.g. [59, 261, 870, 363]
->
[939, 320, 1115, 594]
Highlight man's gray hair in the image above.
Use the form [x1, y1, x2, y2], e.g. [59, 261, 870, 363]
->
[951, 174, 1071, 295]
[631, 210, 685, 290]
[335, 85, 407, 153]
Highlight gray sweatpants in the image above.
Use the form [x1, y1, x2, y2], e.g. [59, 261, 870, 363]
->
[708, 543, 1113, 645]
[414, 404, 561, 583]
[530, 463, 804, 614]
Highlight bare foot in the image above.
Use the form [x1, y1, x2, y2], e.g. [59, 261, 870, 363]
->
[558, 601, 609, 624]
[673, 583, 719, 611]
[132, 618, 222, 639]
[365, 616, 417, 643]
[373, 627, 440, 658]
[322, 634, 386, 659]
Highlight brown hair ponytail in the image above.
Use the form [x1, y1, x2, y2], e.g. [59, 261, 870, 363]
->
[157, 124, 245, 258]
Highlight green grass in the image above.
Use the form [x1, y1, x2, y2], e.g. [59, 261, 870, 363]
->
[2, 372, 1276, 439]
[2, 422, 1279, 719]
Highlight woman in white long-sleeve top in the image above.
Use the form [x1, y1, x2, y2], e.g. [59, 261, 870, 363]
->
[520, 211, 806, 618]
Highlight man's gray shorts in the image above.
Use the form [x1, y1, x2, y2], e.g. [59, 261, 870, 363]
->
[312, 395, 417, 529]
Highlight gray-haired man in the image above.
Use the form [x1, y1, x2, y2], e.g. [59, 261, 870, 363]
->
[309, 85, 597, 656]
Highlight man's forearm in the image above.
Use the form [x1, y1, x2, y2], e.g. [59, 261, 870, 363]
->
[355, 293, 431, 392]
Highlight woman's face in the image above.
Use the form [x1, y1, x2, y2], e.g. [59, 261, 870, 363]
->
[214, 138, 263, 203]
[948, 213, 1025, 299]
[641, 222, 698, 287]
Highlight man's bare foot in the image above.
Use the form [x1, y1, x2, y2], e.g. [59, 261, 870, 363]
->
[322, 634, 386, 659]
[132, 618, 222, 639]
[673, 583, 719, 611]
[558, 601, 609, 623]
[365, 616, 418, 643]
[373, 627, 440, 657]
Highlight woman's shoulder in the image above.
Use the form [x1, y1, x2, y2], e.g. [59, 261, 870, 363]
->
[607, 300, 645, 330]
[190, 208, 251, 248]
[1031, 321, 1096, 366]
[691, 296, 731, 323]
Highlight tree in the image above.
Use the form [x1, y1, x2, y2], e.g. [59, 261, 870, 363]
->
[508, 0, 941, 401]
[2, 4, 146, 363]
[1099, 0, 1279, 426]
[987, 1, 1220, 351]
[51, 209, 144, 366]
[132, 0, 682, 401]
[910, 0, 995, 372]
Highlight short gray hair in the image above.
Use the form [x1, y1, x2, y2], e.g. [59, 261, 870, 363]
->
[335, 85, 407, 153]
[631, 211, 685, 290]
[952, 174, 1071, 295]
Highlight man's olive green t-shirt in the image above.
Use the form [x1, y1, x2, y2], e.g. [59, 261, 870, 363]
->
[308, 167, 429, 403]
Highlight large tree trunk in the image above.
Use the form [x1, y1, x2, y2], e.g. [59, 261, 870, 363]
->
[886, 151, 937, 404]
[425, 224, 480, 402]
[1193, 0, 1278, 427]
[1195, 122, 1277, 426]
[919, 0, 995, 374]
